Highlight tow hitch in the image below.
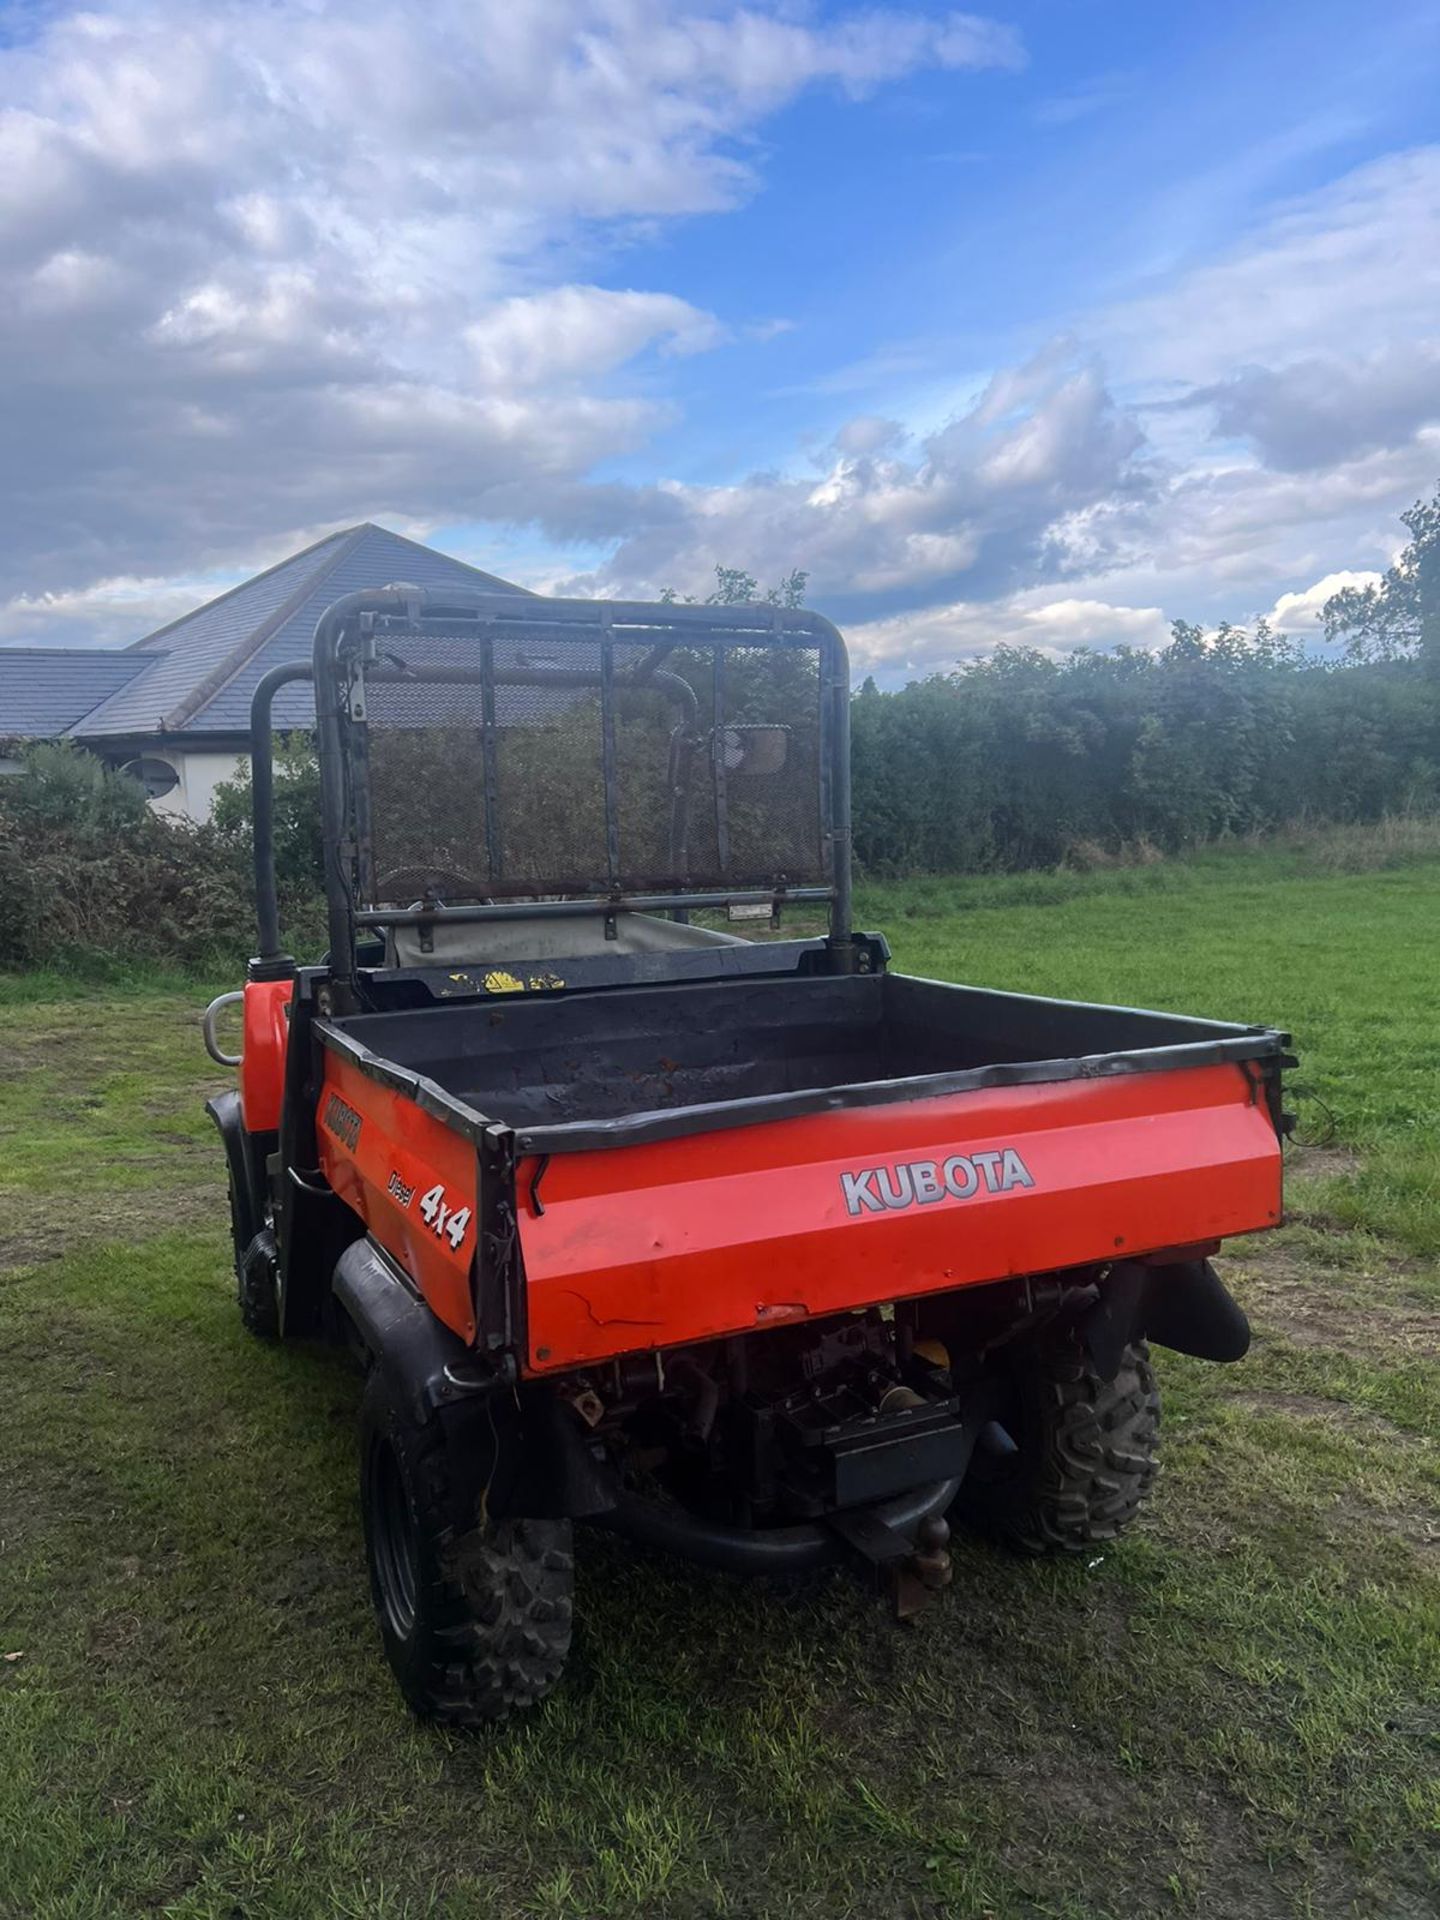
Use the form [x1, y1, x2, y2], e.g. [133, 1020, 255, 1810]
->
[830, 1505, 955, 1619]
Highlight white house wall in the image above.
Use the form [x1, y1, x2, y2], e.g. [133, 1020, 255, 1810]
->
[147, 749, 245, 823]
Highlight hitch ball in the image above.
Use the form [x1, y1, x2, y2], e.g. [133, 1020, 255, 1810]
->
[893, 1513, 953, 1620]
[912, 1515, 953, 1591]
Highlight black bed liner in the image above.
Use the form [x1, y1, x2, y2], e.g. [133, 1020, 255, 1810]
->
[319, 971, 1289, 1155]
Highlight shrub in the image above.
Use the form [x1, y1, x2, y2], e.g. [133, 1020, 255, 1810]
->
[6, 615, 1440, 979]
[0, 743, 258, 972]
[851, 631, 1440, 875]
[210, 735, 326, 904]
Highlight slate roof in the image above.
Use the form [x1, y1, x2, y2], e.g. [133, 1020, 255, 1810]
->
[0, 648, 159, 738]
[71, 523, 526, 740]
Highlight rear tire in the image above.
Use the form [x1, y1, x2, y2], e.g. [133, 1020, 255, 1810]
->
[958, 1338, 1160, 1555]
[232, 1205, 280, 1344]
[359, 1369, 573, 1726]
[224, 1144, 280, 1344]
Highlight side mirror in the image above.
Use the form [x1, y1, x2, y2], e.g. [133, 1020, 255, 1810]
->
[713, 724, 790, 777]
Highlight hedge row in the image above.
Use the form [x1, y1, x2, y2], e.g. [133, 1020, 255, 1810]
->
[0, 742, 316, 973]
[3, 630, 1437, 971]
[851, 629, 1440, 872]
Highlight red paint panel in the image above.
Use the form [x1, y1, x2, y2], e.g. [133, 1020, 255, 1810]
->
[518, 1064, 1281, 1374]
[316, 1052, 480, 1342]
[239, 979, 293, 1133]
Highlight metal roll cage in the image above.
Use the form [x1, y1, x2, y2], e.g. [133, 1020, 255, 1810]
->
[249, 587, 854, 997]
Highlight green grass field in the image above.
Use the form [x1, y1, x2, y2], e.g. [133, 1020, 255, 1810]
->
[1, 838, 1437, 1918]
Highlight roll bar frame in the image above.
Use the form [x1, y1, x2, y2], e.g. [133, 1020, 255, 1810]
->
[249, 587, 853, 997]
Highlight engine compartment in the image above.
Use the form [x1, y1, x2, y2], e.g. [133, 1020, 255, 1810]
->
[555, 1276, 1092, 1531]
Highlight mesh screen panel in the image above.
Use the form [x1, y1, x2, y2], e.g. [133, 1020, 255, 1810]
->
[718, 644, 823, 881]
[356, 624, 826, 903]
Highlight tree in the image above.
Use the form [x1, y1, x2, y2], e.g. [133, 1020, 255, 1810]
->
[661, 564, 808, 607]
[211, 734, 325, 896]
[1322, 482, 1440, 669]
[1, 739, 149, 838]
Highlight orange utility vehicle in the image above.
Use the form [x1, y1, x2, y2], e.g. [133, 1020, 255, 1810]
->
[205, 587, 1292, 1724]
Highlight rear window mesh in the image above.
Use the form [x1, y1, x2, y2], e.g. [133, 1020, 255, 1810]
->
[355, 621, 826, 904]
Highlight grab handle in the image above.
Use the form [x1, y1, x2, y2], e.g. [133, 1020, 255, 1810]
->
[202, 991, 244, 1067]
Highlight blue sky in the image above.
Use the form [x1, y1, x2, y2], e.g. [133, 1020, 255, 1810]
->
[617, 0, 1434, 462]
[1, 0, 1438, 680]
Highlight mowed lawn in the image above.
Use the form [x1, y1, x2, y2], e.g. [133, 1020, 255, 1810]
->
[1, 841, 1437, 1919]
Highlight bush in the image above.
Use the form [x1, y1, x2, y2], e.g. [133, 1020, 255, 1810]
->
[850, 629, 1440, 875]
[210, 735, 326, 906]
[6, 618, 1440, 978]
[1272, 812, 1440, 873]
[0, 743, 259, 972]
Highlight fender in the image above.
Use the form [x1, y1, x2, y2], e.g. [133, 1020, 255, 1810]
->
[332, 1238, 613, 1524]
[205, 1090, 268, 1254]
[1083, 1258, 1251, 1380]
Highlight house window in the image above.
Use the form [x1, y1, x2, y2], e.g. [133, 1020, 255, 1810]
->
[120, 755, 181, 801]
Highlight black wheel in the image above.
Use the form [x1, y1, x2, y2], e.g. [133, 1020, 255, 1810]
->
[358, 1369, 573, 1725]
[236, 1232, 280, 1339]
[958, 1338, 1160, 1555]
[224, 1156, 278, 1339]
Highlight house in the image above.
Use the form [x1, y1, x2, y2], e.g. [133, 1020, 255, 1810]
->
[0, 524, 523, 819]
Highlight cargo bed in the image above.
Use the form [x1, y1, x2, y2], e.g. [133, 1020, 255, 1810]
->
[323, 969, 1287, 1150]
[315, 970, 1288, 1374]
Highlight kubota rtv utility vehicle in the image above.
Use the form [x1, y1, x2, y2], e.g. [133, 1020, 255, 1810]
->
[205, 587, 1291, 1724]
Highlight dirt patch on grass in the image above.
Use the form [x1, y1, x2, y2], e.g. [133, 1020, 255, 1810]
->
[1227, 1385, 1418, 1439]
[1234, 1242, 1440, 1361]
[1330, 1489, 1440, 1555]
[1284, 1142, 1363, 1182]
[0, 1177, 222, 1275]
[1253, 1279, 1440, 1360]
[1222, 1387, 1439, 1553]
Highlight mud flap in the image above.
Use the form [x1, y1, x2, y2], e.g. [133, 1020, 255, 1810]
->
[1081, 1261, 1148, 1381]
[1144, 1258, 1251, 1363]
[1083, 1258, 1251, 1380]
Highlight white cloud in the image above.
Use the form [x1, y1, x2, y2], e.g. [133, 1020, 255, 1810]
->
[1052, 432, 1440, 607]
[1031, 73, 1133, 128]
[1188, 343, 1440, 471]
[1262, 569, 1384, 635]
[587, 147, 1440, 660]
[0, 1, 1020, 604]
[465, 287, 724, 387]
[1107, 148, 1440, 387]
[561, 344, 1152, 607]
[3, 3, 1438, 684]
[847, 593, 1169, 679]
[557, 147, 1440, 651]
[0, 571, 229, 648]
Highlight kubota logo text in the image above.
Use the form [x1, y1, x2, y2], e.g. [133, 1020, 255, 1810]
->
[840, 1149, 1034, 1216]
[322, 1091, 362, 1151]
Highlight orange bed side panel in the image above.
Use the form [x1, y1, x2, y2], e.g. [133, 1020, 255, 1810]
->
[517, 1063, 1281, 1375]
[316, 1052, 480, 1343]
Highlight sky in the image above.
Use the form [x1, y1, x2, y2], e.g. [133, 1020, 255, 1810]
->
[1, 0, 1438, 682]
